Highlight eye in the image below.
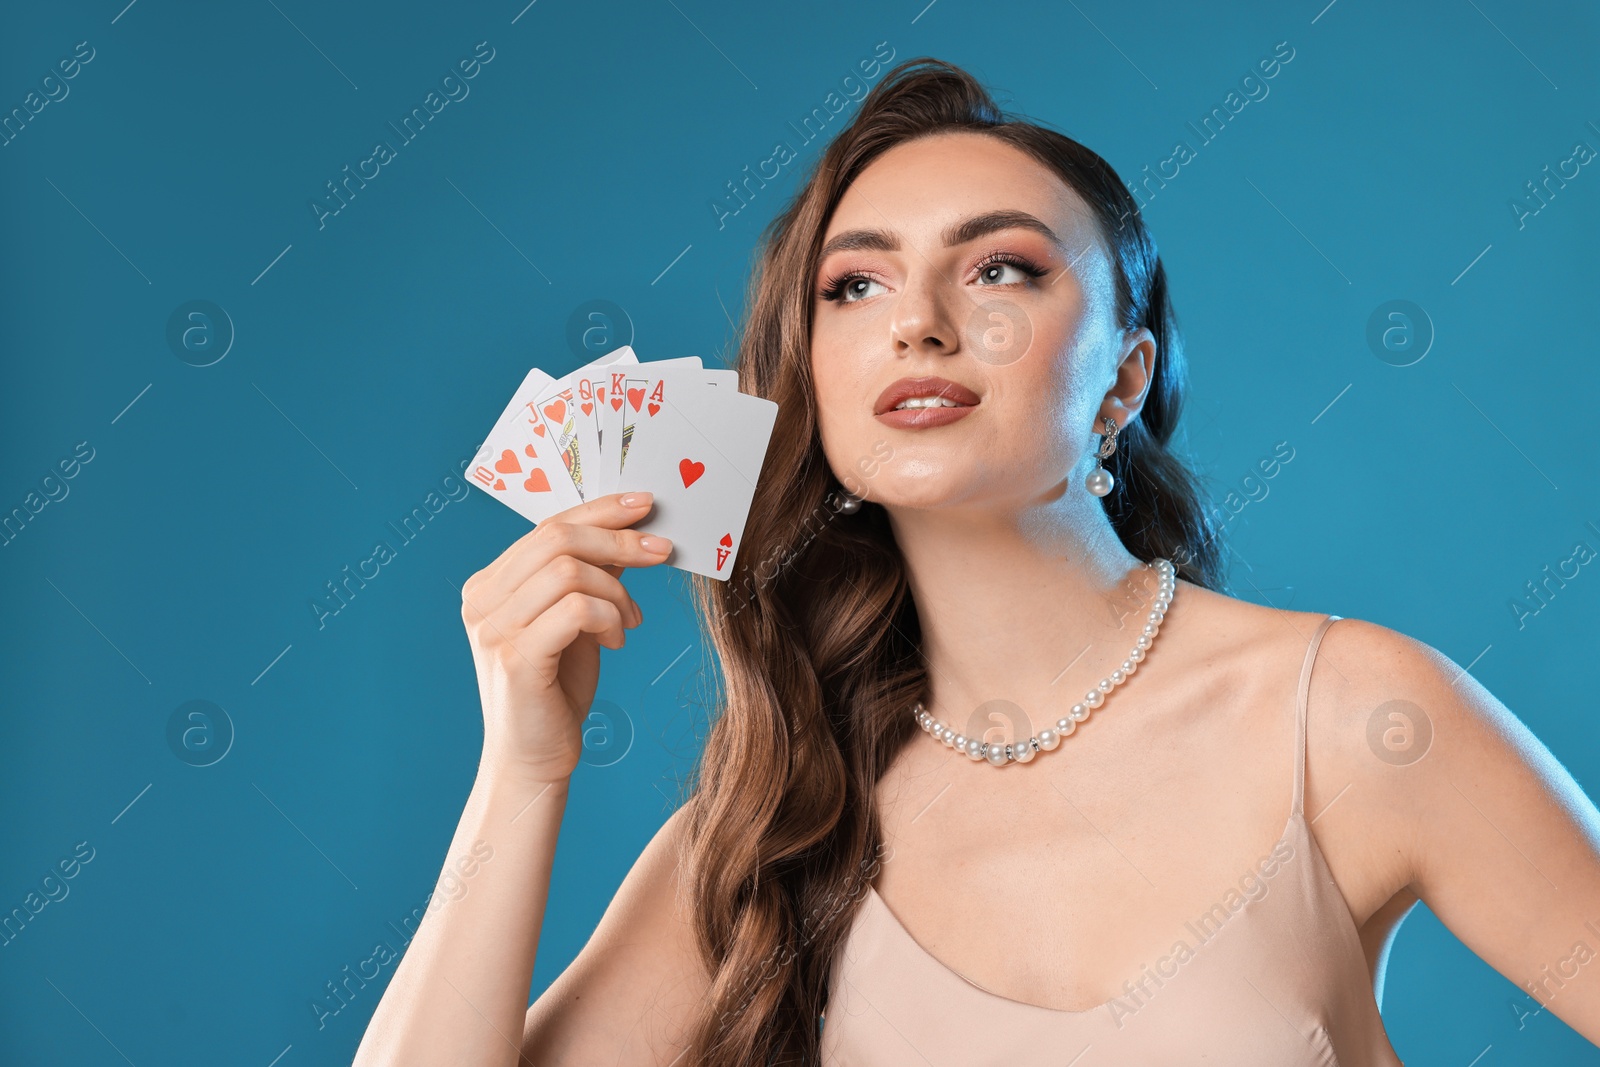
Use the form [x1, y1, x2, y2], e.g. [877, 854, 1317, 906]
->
[974, 252, 1049, 286]
[818, 272, 888, 304]
[818, 251, 1050, 304]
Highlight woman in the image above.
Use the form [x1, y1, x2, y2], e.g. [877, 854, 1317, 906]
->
[354, 59, 1600, 1065]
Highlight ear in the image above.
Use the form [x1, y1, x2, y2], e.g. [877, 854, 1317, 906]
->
[1101, 326, 1156, 430]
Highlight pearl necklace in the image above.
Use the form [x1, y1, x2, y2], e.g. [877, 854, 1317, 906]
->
[913, 558, 1176, 767]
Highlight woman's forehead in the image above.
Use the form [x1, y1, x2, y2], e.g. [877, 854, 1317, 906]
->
[824, 132, 1098, 248]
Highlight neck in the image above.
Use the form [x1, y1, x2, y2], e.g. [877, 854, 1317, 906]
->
[884, 488, 1162, 733]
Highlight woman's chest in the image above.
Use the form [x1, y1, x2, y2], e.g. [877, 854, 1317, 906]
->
[871, 776, 1304, 1012]
[823, 843, 1395, 1066]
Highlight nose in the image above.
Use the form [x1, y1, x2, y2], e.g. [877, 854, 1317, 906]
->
[888, 267, 962, 357]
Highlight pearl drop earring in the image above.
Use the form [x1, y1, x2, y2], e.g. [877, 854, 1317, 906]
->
[1086, 415, 1119, 498]
[834, 487, 862, 514]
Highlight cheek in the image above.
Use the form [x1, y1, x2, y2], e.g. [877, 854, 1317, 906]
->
[809, 338, 840, 421]
[809, 338, 867, 468]
[993, 352, 1087, 467]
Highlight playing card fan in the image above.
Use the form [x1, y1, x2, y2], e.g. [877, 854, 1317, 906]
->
[467, 345, 778, 581]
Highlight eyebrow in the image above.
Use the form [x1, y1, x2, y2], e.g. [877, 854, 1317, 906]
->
[817, 209, 1063, 262]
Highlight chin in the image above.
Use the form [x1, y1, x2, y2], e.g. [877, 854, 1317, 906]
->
[865, 464, 1069, 516]
[866, 474, 992, 512]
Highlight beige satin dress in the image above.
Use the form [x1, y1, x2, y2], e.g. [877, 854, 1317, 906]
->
[822, 614, 1406, 1066]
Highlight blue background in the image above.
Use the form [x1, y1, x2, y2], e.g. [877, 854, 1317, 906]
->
[2, 0, 1597, 1063]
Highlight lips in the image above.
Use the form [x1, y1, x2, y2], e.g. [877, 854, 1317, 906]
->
[872, 376, 982, 416]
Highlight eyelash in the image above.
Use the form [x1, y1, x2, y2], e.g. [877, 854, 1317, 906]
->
[817, 251, 1050, 303]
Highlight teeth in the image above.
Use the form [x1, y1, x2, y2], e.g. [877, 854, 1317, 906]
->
[893, 396, 962, 410]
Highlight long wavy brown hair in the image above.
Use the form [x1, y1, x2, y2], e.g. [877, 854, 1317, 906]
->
[677, 56, 1227, 1065]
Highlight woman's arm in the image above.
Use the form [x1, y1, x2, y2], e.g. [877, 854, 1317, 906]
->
[352, 765, 570, 1066]
[355, 767, 709, 1067]
[1314, 618, 1600, 1039]
[520, 797, 710, 1063]
[353, 492, 708, 1066]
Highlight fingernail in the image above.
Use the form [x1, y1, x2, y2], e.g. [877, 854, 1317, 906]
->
[619, 492, 651, 508]
[639, 536, 672, 554]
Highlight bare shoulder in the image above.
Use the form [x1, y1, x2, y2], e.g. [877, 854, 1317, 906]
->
[1322, 611, 1597, 794]
[522, 797, 710, 1066]
[1155, 587, 1452, 920]
[1298, 611, 1581, 823]
[1278, 611, 1600, 1034]
[1267, 609, 1600, 926]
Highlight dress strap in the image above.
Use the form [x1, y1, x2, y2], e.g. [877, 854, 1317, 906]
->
[1293, 614, 1343, 817]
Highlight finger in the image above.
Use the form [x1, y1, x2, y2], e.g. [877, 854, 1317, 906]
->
[479, 491, 659, 586]
[483, 522, 664, 610]
[491, 554, 641, 633]
[472, 497, 671, 611]
[546, 490, 661, 534]
[521, 591, 628, 664]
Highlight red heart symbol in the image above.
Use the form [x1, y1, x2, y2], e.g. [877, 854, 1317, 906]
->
[494, 449, 521, 474]
[611, 394, 623, 411]
[543, 400, 566, 422]
[581, 401, 594, 416]
[648, 402, 661, 416]
[596, 386, 607, 403]
[627, 388, 645, 412]
[492, 478, 506, 490]
[719, 533, 732, 547]
[531, 420, 546, 436]
[679, 458, 705, 487]
[524, 443, 539, 458]
[524, 469, 551, 493]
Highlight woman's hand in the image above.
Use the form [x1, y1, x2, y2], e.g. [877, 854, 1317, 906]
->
[459, 491, 672, 786]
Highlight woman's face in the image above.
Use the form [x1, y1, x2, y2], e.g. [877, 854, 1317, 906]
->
[809, 131, 1152, 513]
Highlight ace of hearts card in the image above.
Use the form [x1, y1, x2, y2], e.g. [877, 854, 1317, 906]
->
[614, 369, 778, 581]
